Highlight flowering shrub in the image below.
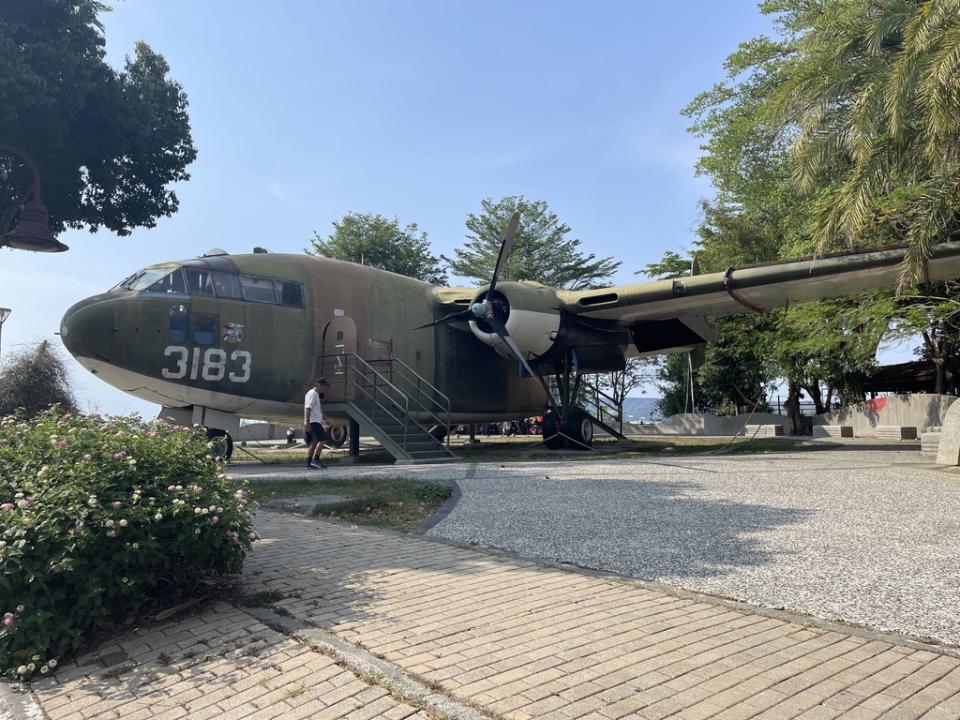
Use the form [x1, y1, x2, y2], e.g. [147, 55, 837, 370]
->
[0, 408, 255, 680]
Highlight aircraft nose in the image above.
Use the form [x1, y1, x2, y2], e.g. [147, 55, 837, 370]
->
[60, 297, 115, 362]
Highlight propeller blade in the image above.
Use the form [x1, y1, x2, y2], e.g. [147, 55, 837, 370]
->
[412, 307, 475, 330]
[486, 314, 539, 380]
[488, 211, 520, 296]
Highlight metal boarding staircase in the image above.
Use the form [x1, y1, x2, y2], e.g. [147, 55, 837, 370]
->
[320, 353, 457, 464]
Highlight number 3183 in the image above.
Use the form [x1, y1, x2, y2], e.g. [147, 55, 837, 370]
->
[162, 346, 251, 383]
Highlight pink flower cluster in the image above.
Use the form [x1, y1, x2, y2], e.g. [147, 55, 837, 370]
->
[3, 605, 25, 627]
[1, 495, 33, 511]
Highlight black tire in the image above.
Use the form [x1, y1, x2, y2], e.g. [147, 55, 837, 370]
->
[564, 409, 594, 449]
[542, 410, 565, 449]
[206, 428, 234, 461]
[327, 425, 348, 448]
[429, 425, 448, 441]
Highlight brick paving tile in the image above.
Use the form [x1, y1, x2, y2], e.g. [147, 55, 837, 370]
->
[29, 512, 960, 720]
[27, 602, 423, 720]
[232, 513, 960, 720]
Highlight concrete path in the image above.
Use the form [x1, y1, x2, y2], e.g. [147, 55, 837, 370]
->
[17, 509, 960, 720]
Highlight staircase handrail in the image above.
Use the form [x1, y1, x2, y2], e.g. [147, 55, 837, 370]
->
[366, 357, 452, 446]
[387, 358, 451, 445]
[322, 353, 411, 448]
[580, 374, 625, 433]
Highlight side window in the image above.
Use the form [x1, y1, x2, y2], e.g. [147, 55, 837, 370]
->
[280, 281, 303, 307]
[169, 305, 189, 343]
[185, 268, 214, 295]
[211, 271, 241, 299]
[240, 275, 279, 304]
[192, 315, 219, 346]
[145, 269, 187, 295]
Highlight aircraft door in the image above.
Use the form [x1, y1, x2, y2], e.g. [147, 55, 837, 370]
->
[321, 316, 358, 400]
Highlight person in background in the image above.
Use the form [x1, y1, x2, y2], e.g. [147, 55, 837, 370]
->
[304, 377, 330, 469]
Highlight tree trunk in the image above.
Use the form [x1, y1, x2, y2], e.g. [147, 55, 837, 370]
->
[803, 382, 825, 415]
[784, 383, 805, 435]
[934, 358, 947, 395]
[923, 330, 948, 395]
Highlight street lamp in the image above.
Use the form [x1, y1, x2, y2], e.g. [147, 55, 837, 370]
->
[0, 144, 68, 253]
[0, 308, 10, 364]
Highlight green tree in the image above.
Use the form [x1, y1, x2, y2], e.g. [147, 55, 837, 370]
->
[308, 212, 447, 285]
[767, 0, 960, 281]
[0, 341, 77, 417]
[1, 0, 197, 239]
[444, 196, 621, 289]
[669, 0, 960, 424]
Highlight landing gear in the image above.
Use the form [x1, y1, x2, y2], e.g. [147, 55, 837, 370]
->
[564, 409, 594, 449]
[206, 428, 234, 461]
[539, 350, 596, 450]
[327, 425, 348, 448]
[542, 409, 565, 449]
[542, 408, 594, 449]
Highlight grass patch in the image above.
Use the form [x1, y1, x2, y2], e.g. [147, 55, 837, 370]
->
[248, 477, 452, 532]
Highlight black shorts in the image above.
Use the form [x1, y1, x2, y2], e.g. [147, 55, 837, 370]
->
[307, 422, 325, 443]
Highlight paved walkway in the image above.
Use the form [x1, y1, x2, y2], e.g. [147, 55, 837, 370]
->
[17, 510, 960, 720]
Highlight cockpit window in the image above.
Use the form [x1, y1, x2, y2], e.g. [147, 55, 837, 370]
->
[111, 271, 141, 291]
[112, 264, 302, 308]
[239, 275, 279, 304]
[185, 268, 214, 295]
[192, 315, 219, 346]
[211, 271, 241, 299]
[169, 304, 189, 342]
[141, 268, 187, 295]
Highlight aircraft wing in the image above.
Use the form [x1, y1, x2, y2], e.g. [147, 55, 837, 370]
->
[560, 242, 960, 323]
[556, 242, 960, 353]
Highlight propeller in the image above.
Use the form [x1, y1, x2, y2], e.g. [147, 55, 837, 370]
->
[414, 211, 538, 378]
[414, 211, 520, 331]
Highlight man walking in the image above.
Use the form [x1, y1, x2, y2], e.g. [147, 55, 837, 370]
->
[304, 377, 330, 469]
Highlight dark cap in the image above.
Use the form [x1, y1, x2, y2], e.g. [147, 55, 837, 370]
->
[315, 377, 330, 385]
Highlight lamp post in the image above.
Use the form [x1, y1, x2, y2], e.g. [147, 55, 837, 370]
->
[0, 308, 10, 364]
[0, 144, 68, 253]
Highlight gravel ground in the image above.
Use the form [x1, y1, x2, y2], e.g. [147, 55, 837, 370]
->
[231, 448, 960, 647]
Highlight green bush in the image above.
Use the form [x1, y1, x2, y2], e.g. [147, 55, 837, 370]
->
[0, 408, 256, 679]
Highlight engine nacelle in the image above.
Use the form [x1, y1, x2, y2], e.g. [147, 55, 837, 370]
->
[469, 281, 561, 361]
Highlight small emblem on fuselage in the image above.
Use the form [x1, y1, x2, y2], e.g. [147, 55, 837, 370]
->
[222, 323, 244, 343]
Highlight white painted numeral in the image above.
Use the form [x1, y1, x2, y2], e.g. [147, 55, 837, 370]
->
[228, 350, 251, 383]
[162, 346, 188, 379]
[202, 349, 227, 381]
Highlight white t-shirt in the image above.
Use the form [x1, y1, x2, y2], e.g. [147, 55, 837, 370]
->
[304, 388, 324, 424]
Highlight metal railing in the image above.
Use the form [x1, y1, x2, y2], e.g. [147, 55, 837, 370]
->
[319, 353, 451, 451]
[368, 357, 451, 446]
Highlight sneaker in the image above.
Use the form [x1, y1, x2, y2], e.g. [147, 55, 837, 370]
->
[305, 461, 319, 469]
[313, 460, 327, 469]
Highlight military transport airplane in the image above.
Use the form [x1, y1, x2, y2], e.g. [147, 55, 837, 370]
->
[59, 214, 960, 460]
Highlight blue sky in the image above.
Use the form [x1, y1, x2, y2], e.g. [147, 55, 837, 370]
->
[0, 2, 915, 416]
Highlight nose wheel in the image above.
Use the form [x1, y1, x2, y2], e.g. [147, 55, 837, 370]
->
[326, 425, 348, 448]
[205, 427, 234, 461]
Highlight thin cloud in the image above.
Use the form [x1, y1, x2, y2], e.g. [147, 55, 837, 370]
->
[269, 180, 293, 205]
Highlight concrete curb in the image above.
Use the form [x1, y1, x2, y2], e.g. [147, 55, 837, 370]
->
[241, 605, 494, 720]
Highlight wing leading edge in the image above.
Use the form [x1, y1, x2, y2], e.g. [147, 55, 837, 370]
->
[559, 242, 960, 325]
